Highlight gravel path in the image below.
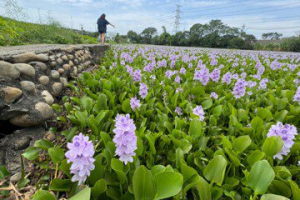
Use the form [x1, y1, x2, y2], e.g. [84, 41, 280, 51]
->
[0, 44, 110, 57]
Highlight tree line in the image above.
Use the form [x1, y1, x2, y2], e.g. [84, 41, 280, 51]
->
[115, 20, 256, 49]
[113, 19, 300, 52]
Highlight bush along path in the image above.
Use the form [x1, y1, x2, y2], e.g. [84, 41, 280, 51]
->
[1, 45, 300, 199]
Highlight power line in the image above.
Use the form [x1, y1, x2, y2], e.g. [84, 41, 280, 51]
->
[182, 3, 300, 18]
[173, 4, 182, 33]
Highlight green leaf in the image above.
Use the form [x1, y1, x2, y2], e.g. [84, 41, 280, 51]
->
[213, 105, 223, 117]
[31, 190, 56, 200]
[247, 150, 265, 166]
[34, 139, 54, 150]
[94, 93, 108, 111]
[196, 176, 211, 200]
[81, 96, 94, 113]
[189, 119, 203, 138]
[92, 179, 107, 199]
[261, 194, 289, 200]
[233, 135, 251, 154]
[203, 155, 227, 186]
[132, 165, 156, 200]
[250, 117, 264, 130]
[49, 178, 73, 192]
[69, 187, 91, 200]
[262, 136, 284, 157]
[248, 160, 275, 196]
[154, 171, 183, 200]
[48, 147, 65, 164]
[289, 180, 300, 200]
[122, 99, 132, 113]
[202, 99, 213, 110]
[22, 147, 39, 161]
[0, 166, 10, 180]
[111, 158, 127, 184]
[274, 110, 288, 122]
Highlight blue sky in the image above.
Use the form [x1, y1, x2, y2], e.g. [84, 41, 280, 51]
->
[1, 0, 299, 39]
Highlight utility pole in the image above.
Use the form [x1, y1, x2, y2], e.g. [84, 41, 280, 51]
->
[173, 4, 182, 33]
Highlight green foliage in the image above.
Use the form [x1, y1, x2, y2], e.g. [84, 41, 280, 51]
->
[16, 46, 300, 200]
[0, 16, 97, 46]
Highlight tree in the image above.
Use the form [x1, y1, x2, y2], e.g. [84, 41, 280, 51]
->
[262, 32, 283, 40]
[127, 30, 141, 44]
[140, 27, 157, 44]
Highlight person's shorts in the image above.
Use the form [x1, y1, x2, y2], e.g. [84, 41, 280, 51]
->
[98, 30, 106, 34]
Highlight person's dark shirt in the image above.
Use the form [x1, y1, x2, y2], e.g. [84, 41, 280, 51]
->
[97, 18, 110, 32]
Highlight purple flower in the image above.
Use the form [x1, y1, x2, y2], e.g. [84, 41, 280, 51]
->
[126, 65, 133, 75]
[130, 96, 141, 111]
[294, 86, 300, 104]
[180, 67, 186, 74]
[193, 105, 205, 121]
[176, 87, 183, 93]
[175, 107, 182, 115]
[210, 59, 218, 66]
[210, 68, 220, 82]
[139, 83, 148, 99]
[233, 78, 246, 99]
[65, 133, 95, 185]
[258, 78, 269, 90]
[132, 69, 142, 82]
[267, 122, 298, 160]
[175, 75, 181, 83]
[194, 68, 210, 86]
[222, 72, 232, 85]
[211, 92, 218, 99]
[113, 114, 137, 164]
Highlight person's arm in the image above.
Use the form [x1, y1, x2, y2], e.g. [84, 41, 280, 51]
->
[106, 20, 115, 28]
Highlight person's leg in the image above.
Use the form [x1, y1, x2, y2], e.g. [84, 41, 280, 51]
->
[98, 34, 101, 43]
[101, 33, 105, 44]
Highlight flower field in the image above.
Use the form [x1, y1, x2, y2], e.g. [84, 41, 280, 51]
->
[27, 45, 300, 199]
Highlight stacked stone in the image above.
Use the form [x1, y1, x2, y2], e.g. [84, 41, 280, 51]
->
[0, 46, 94, 128]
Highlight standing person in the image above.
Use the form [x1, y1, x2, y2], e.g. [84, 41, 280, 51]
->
[97, 14, 115, 45]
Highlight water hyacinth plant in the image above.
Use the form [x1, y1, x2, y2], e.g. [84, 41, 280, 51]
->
[21, 45, 300, 200]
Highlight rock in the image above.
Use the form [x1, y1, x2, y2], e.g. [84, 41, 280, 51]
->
[38, 76, 50, 85]
[13, 63, 36, 77]
[45, 131, 55, 141]
[10, 102, 53, 127]
[36, 54, 49, 62]
[61, 47, 74, 53]
[51, 70, 60, 79]
[35, 102, 54, 119]
[57, 58, 63, 65]
[0, 61, 20, 79]
[10, 172, 22, 182]
[30, 61, 47, 71]
[63, 64, 71, 71]
[12, 52, 48, 63]
[78, 65, 83, 72]
[61, 55, 68, 61]
[68, 55, 74, 60]
[42, 90, 54, 105]
[10, 114, 35, 127]
[0, 87, 22, 103]
[60, 77, 68, 87]
[49, 55, 56, 61]
[50, 61, 57, 67]
[73, 67, 78, 75]
[52, 82, 63, 96]
[58, 68, 65, 74]
[20, 81, 35, 92]
[74, 59, 78, 64]
[13, 137, 30, 150]
[69, 60, 74, 67]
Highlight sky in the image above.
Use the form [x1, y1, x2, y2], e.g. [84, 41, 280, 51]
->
[0, 0, 300, 39]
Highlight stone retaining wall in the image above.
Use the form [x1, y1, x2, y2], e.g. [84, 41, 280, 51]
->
[0, 44, 109, 173]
